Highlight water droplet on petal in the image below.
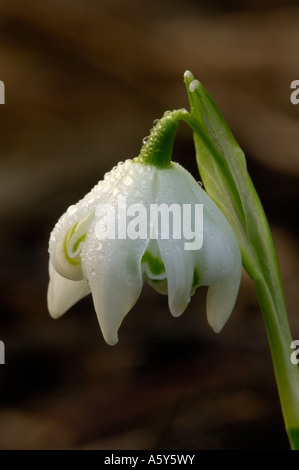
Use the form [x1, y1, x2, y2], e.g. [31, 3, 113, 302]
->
[111, 187, 119, 196]
[135, 164, 146, 176]
[123, 174, 133, 186]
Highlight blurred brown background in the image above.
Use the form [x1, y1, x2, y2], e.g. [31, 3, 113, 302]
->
[0, 0, 299, 450]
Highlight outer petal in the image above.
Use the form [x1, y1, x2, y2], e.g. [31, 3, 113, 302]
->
[168, 163, 242, 330]
[197, 205, 242, 333]
[47, 261, 90, 319]
[206, 259, 241, 333]
[154, 166, 198, 317]
[81, 162, 155, 345]
[48, 160, 133, 281]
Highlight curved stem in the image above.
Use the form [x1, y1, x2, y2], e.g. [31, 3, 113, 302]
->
[255, 279, 299, 449]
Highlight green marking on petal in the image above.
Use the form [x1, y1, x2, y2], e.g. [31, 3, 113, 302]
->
[63, 223, 86, 266]
[142, 251, 165, 276]
[72, 233, 87, 253]
[192, 267, 200, 288]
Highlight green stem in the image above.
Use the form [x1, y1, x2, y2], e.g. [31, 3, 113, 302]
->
[137, 112, 179, 168]
[255, 279, 299, 449]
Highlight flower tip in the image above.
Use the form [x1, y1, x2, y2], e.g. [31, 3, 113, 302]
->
[169, 301, 188, 318]
[47, 280, 65, 320]
[207, 318, 223, 334]
[189, 79, 200, 93]
[184, 70, 194, 80]
[103, 333, 119, 346]
[47, 305, 61, 320]
[206, 274, 241, 335]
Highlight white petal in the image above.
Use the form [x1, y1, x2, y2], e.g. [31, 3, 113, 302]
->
[158, 236, 195, 316]
[82, 234, 148, 345]
[165, 163, 242, 328]
[81, 162, 155, 345]
[172, 163, 237, 242]
[49, 160, 136, 281]
[199, 217, 236, 285]
[47, 261, 90, 319]
[154, 166, 198, 316]
[51, 212, 94, 281]
[206, 257, 242, 333]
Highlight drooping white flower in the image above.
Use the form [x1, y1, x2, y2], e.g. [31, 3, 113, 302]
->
[48, 154, 242, 345]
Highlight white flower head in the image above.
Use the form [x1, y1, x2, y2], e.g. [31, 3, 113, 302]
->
[48, 115, 242, 345]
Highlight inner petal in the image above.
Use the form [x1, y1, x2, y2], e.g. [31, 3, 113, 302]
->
[52, 212, 94, 281]
[141, 238, 168, 295]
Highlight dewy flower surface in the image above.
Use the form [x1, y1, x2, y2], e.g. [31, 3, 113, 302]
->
[48, 157, 242, 345]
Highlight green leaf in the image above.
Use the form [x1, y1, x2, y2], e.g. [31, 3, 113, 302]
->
[184, 71, 282, 294]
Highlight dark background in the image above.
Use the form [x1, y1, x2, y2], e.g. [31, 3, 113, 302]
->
[0, 0, 298, 450]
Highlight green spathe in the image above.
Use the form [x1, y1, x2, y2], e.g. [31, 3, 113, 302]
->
[183, 70, 299, 449]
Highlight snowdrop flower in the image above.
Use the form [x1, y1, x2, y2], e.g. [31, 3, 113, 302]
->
[48, 114, 242, 345]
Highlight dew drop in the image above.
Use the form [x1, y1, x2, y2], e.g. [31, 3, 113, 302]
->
[153, 119, 160, 126]
[111, 187, 119, 196]
[123, 174, 133, 186]
[143, 136, 149, 144]
[135, 164, 145, 175]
